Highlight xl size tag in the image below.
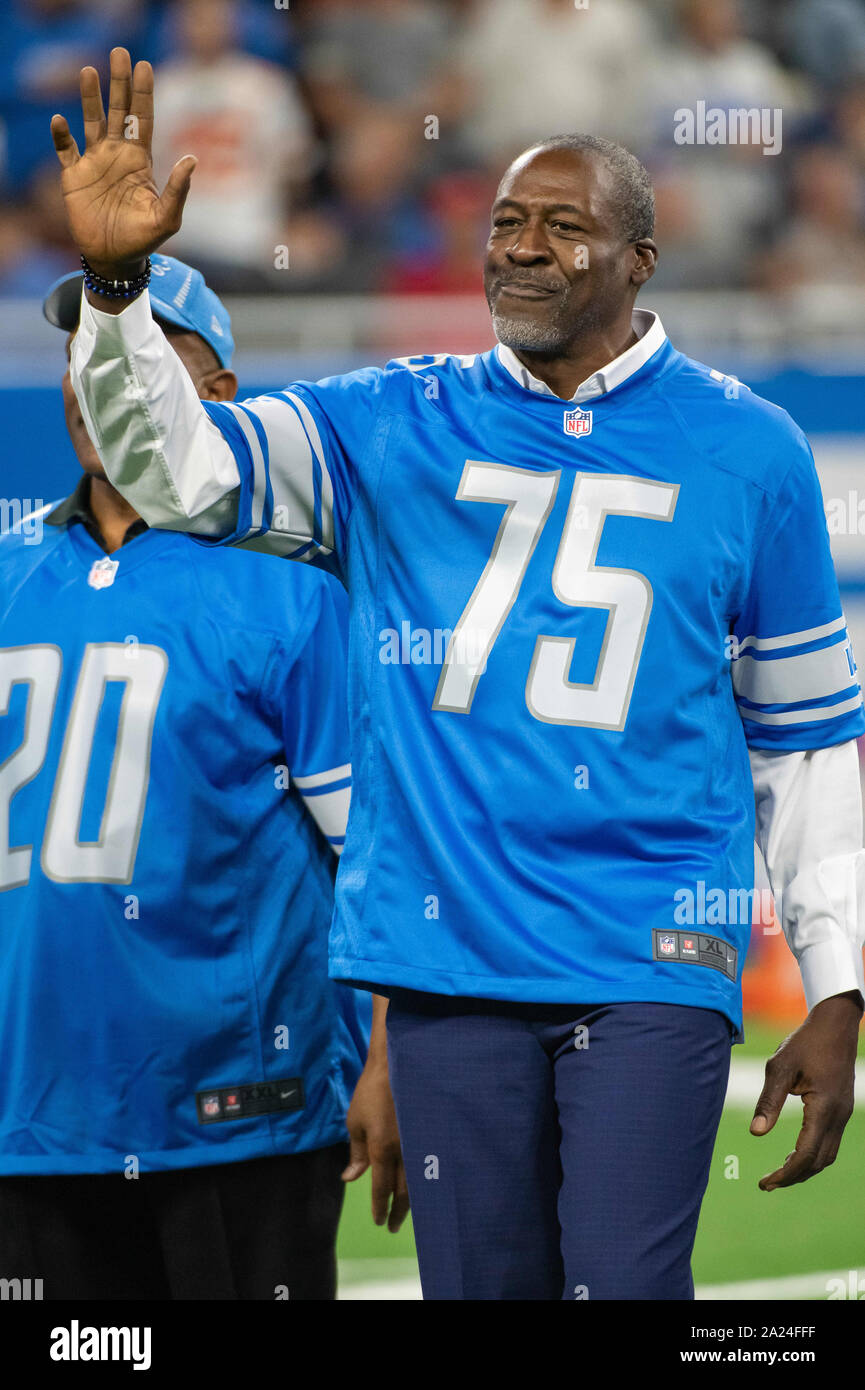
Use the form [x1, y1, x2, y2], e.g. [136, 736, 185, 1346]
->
[196, 1077, 305, 1125]
[652, 929, 738, 980]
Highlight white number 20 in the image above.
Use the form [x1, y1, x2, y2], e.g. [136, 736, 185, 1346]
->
[433, 463, 678, 730]
[0, 643, 168, 891]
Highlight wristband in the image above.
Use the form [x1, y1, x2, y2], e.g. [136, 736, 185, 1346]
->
[80, 254, 151, 299]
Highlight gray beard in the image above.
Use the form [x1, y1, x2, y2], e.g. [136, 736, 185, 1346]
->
[490, 308, 570, 355]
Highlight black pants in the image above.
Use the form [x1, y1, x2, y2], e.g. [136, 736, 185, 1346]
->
[0, 1144, 349, 1300]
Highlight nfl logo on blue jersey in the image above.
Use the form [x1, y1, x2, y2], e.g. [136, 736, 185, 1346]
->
[659, 934, 677, 955]
[563, 407, 592, 437]
[87, 557, 118, 589]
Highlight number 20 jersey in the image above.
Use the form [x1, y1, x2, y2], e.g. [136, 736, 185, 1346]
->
[0, 519, 366, 1173]
[199, 323, 864, 1034]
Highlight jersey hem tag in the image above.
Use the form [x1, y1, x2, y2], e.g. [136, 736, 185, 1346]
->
[652, 929, 738, 980]
[196, 1077, 305, 1124]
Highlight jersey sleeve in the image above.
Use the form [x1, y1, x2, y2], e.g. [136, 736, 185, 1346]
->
[198, 366, 384, 575]
[264, 571, 352, 855]
[731, 431, 865, 750]
[70, 289, 386, 576]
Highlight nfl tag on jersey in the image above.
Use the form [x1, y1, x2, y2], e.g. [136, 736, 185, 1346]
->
[652, 929, 738, 980]
[196, 1077, 305, 1124]
[87, 557, 119, 589]
[563, 407, 592, 438]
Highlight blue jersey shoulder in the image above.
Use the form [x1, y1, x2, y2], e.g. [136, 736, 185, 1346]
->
[290, 343, 814, 505]
[303, 352, 488, 404]
[380, 351, 494, 428]
[1, 499, 343, 655]
[288, 353, 491, 448]
[662, 350, 811, 495]
[180, 531, 344, 637]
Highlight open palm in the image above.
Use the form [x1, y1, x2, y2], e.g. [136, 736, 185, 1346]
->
[51, 46, 195, 275]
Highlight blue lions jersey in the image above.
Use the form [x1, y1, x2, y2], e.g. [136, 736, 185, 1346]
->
[188, 325, 864, 1038]
[71, 301, 865, 1038]
[0, 502, 365, 1173]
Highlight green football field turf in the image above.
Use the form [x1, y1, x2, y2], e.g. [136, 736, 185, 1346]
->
[336, 1019, 865, 1297]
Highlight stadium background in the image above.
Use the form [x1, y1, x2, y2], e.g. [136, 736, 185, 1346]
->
[1, 0, 864, 1299]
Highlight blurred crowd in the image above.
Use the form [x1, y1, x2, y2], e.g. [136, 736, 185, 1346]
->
[2, 0, 865, 299]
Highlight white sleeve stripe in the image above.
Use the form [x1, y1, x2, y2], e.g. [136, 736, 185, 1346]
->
[283, 392, 335, 552]
[737, 616, 846, 653]
[232, 394, 325, 549]
[224, 403, 268, 533]
[300, 785, 350, 840]
[293, 763, 351, 789]
[253, 532, 333, 560]
[733, 640, 857, 705]
[741, 694, 863, 726]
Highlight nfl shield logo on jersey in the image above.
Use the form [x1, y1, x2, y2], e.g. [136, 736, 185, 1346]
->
[87, 557, 119, 590]
[659, 934, 677, 956]
[563, 407, 593, 438]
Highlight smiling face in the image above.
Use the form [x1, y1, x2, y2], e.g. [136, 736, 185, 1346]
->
[484, 145, 655, 357]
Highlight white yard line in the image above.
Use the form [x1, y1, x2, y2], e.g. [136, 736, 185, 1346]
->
[338, 1259, 422, 1300]
[697, 1268, 863, 1300]
[339, 1263, 864, 1301]
[340, 1275, 423, 1300]
[726, 1058, 865, 1109]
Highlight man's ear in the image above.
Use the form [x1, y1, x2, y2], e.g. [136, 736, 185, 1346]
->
[631, 239, 658, 287]
[199, 368, 238, 403]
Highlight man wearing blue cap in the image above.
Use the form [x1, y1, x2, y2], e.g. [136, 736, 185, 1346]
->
[42, 253, 239, 554]
[41, 252, 237, 556]
[0, 254, 407, 1299]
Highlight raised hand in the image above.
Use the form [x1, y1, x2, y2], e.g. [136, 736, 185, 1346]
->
[51, 47, 195, 279]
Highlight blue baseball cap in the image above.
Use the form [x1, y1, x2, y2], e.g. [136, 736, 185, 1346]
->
[43, 253, 235, 368]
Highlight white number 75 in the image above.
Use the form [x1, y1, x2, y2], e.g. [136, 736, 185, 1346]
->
[432, 462, 678, 730]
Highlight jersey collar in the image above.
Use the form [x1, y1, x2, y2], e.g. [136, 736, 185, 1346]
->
[494, 308, 666, 404]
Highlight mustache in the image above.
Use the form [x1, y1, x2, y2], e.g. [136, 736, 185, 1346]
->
[490, 273, 566, 295]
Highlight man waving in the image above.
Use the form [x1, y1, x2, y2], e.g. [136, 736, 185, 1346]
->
[52, 48, 865, 1301]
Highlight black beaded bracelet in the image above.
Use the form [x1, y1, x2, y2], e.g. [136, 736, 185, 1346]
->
[80, 254, 152, 299]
